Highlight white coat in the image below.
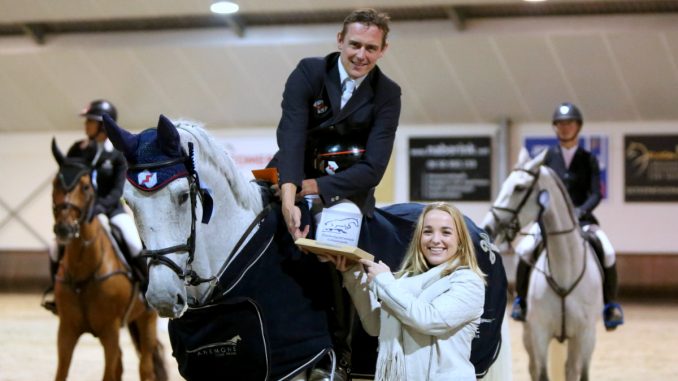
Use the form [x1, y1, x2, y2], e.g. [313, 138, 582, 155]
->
[343, 264, 484, 381]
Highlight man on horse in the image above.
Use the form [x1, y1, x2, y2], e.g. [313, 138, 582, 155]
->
[511, 102, 624, 330]
[267, 8, 401, 381]
[43, 99, 148, 313]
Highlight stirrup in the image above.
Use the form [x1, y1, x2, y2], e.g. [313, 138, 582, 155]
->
[510, 296, 526, 322]
[603, 302, 624, 331]
[41, 287, 57, 315]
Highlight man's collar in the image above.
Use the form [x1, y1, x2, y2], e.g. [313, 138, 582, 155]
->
[337, 56, 367, 89]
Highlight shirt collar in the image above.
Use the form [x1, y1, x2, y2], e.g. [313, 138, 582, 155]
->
[337, 56, 367, 89]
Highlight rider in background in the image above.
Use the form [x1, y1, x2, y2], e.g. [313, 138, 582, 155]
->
[266, 8, 401, 381]
[511, 102, 624, 331]
[42, 100, 146, 313]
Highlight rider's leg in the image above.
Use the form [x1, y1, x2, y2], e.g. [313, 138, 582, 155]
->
[110, 212, 148, 292]
[42, 243, 63, 314]
[584, 225, 624, 330]
[512, 223, 542, 321]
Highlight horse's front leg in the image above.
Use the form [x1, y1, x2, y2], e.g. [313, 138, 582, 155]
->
[524, 322, 550, 381]
[54, 322, 81, 381]
[565, 331, 595, 381]
[130, 309, 161, 381]
[99, 324, 123, 381]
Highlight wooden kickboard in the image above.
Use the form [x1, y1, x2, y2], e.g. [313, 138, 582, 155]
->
[295, 238, 374, 262]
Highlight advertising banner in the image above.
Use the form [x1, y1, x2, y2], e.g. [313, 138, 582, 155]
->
[409, 137, 492, 201]
[624, 135, 678, 202]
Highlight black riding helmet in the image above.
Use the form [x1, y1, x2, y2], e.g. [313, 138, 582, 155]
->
[552, 102, 583, 125]
[80, 99, 117, 122]
[314, 141, 365, 176]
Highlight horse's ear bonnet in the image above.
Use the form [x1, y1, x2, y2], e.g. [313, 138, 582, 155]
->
[52, 138, 91, 191]
[103, 114, 189, 191]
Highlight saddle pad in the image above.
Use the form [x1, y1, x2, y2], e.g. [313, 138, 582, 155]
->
[169, 297, 269, 381]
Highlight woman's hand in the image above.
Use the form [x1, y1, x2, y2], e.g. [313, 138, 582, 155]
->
[319, 254, 357, 272]
[359, 259, 391, 282]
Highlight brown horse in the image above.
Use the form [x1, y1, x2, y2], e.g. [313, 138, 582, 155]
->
[50, 139, 167, 381]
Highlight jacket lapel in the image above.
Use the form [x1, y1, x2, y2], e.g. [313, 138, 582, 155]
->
[325, 64, 342, 117]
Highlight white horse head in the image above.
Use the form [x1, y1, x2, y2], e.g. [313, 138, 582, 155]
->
[103, 114, 263, 318]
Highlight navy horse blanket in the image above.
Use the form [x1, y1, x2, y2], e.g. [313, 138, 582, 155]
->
[168, 204, 332, 381]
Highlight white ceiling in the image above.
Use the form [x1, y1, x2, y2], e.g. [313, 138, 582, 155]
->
[1, 0, 678, 132]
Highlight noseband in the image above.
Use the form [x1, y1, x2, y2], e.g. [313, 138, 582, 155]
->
[490, 168, 540, 242]
[53, 166, 96, 239]
[133, 142, 215, 286]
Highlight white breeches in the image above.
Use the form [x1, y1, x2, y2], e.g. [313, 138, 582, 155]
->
[583, 224, 616, 267]
[109, 212, 143, 257]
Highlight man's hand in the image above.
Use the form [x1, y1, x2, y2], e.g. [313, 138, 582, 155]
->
[281, 203, 309, 240]
[280, 183, 309, 240]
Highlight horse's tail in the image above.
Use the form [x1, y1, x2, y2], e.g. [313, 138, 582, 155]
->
[128, 320, 169, 381]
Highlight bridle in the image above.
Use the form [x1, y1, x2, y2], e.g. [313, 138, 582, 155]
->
[132, 142, 216, 287]
[489, 168, 541, 243]
[52, 163, 96, 240]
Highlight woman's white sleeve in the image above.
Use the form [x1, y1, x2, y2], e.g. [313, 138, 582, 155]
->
[341, 265, 381, 336]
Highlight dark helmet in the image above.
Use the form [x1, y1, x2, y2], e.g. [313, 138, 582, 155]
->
[552, 102, 583, 125]
[80, 99, 117, 122]
[313, 141, 365, 176]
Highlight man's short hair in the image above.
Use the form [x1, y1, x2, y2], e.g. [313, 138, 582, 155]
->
[340, 8, 391, 48]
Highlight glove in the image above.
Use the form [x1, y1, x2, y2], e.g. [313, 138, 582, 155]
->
[574, 207, 585, 219]
[91, 203, 107, 217]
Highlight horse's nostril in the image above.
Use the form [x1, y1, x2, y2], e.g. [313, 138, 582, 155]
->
[176, 293, 185, 306]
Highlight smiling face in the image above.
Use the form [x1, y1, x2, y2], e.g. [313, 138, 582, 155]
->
[337, 22, 387, 79]
[419, 209, 459, 266]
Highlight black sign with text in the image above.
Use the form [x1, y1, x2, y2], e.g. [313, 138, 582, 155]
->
[409, 137, 492, 201]
[625, 134, 678, 202]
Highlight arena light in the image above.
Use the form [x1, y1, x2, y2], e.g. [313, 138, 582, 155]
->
[210, 1, 239, 14]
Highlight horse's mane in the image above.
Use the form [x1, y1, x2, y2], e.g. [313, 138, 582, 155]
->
[173, 120, 263, 212]
[539, 165, 579, 222]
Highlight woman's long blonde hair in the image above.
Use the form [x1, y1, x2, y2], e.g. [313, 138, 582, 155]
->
[395, 202, 485, 280]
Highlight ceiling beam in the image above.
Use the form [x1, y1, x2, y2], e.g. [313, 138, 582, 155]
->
[444, 6, 465, 31]
[20, 23, 46, 45]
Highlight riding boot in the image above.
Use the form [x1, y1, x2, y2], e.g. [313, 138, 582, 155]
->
[310, 264, 352, 381]
[511, 260, 531, 322]
[41, 257, 60, 315]
[602, 264, 624, 331]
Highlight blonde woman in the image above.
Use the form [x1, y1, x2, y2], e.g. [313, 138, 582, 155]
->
[326, 202, 485, 381]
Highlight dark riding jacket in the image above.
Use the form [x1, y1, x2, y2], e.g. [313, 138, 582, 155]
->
[268, 52, 401, 217]
[544, 145, 601, 225]
[67, 139, 127, 217]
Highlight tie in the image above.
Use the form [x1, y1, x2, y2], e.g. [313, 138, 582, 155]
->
[340, 78, 355, 109]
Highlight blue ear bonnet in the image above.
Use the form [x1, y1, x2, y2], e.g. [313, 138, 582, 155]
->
[127, 128, 189, 191]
